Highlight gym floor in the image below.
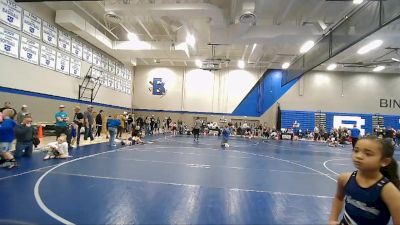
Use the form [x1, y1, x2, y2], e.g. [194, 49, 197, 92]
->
[1, 135, 397, 225]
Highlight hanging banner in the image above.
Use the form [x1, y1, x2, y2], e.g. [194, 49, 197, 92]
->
[70, 57, 81, 77]
[108, 75, 115, 89]
[115, 64, 122, 77]
[22, 10, 40, 39]
[100, 54, 108, 71]
[0, 26, 19, 58]
[58, 29, 70, 53]
[99, 72, 106, 86]
[127, 69, 132, 80]
[20, 36, 39, 65]
[92, 50, 101, 68]
[42, 20, 57, 47]
[82, 44, 92, 64]
[0, 0, 22, 30]
[39, 44, 55, 70]
[90, 67, 101, 83]
[56, 51, 69, 75]
[71, 38, 82, 59]
[108, 59, 115, 74]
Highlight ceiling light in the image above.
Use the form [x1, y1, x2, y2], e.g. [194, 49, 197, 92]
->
[127, 32, 138, 41]
[282, 62, 290, 69]
[391, 58, 400, 62]
[327, 63, 337, 71]
[195, 59, 202, 68]
[186, 33, 196, 48]
[373, 65, 385, 72]
[300, 41, 315, 53]
[353, 0, 363, 4]
[357, 40, 383, 54]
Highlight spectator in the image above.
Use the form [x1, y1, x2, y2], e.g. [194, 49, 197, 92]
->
[54, 105, 71, 149]
[14, 115, 36, 158]
[16, 105, 30, 124]
[107, 115, 121, 147]
[44, 134, 69, 160]
[0, 109, 17, 168]
[127, 114, 133, 133]
[95, 110, 103, 138]
[83, 105, 94, 141]
[73, 106, 84, 146]
[350, 124, 361, 149]
[0, 101, 17, 118]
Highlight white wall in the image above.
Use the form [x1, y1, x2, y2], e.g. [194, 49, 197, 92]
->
[132, 66, 261, 113]
[0, 54, 131, 108]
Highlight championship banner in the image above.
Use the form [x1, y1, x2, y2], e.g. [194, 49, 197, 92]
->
[92, 50, 101, 68]
[99, 72, 106, 86]
[82, 44, 92, 63]
[108, 59, 115, 74]
[56, 51, 69, 75]
[39, 44, 55, 70]
[22, 10, 40, 39]
[58, 29, 70, 53]
[0, 0, 22, 30]
[127, 69, 132, 80]
[20, 36, 39, 64]
[42, 20, 57, 47]
[69, 57, 81, 77]
[90, 67, 101, 83]
[0, 26, 19, 58]
[71, 38, 82, 59]
[100, 54, 107, 70]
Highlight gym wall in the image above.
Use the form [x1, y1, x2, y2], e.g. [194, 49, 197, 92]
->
[132, 66, 262, 114]
[260, 70, 400, 132]
[0, 1, 132, 122]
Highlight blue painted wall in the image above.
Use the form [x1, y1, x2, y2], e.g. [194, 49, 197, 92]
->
[231, 70, 298, 117]
[281, 110, 400, 134]
[281, 110, 315, 132]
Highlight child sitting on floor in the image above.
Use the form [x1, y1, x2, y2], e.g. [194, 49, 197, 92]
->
[44, 134, 70, 160]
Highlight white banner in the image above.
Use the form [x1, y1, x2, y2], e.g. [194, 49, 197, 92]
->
[92, 51, 101, 68]
[0, 26, 19, 58]
[71, 38, 82, 59]
[20, 36, 39, 65]
[58, 30, 70, 53]
[127, 69, 132, 80]
[42, 20, 57, 47]
[91, 67, 101, 83]
[103, 73, 108, 87]
[0, 0, 21, 30]
[70, 57, 81, 77]
[22, 10, 41, 39]
[56, 51, 70, 75]
[116, 64, 121, 77]
[82, 44, 92, 63]
[108, 75, 114, 89]
[40, 44, 56, 70]
[108, 59, 115, 74]
[101, 54, 108, 71]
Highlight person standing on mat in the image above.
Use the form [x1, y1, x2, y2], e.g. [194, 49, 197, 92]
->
[73, 106, 84, 146]
[193, 117, 201, 142]
[328, 136, 400, 225]
[83, 105, 94, 142]
[350, 124, 361, 149]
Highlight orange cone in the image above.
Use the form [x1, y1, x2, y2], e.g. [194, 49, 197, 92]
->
[38, 125, 44, 138]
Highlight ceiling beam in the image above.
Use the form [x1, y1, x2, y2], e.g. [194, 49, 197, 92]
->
[136, 16, 155, 40]
[159, 18, 173, 41]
